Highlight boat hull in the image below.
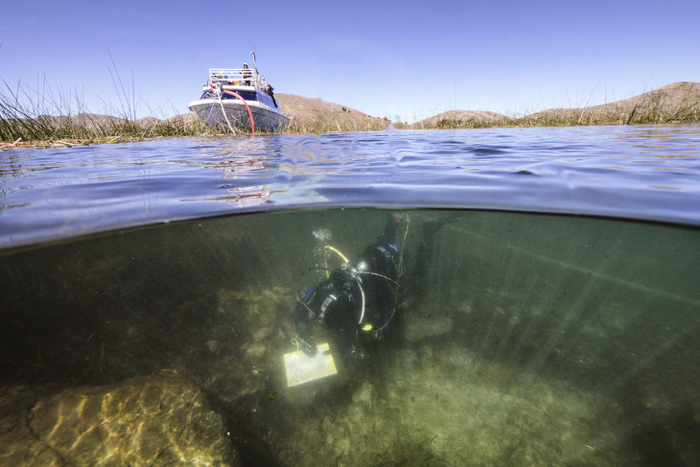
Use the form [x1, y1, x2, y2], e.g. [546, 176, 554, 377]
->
[188, 98, 290, 133]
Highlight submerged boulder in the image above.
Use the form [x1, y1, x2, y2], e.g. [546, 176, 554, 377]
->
[0, 370, 238, 466]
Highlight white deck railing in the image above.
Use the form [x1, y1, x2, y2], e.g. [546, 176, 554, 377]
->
[208, 68, 267, 89]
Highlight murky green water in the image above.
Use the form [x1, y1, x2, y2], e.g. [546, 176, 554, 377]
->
[2, 124, 700, 464]
[2, 208, 698, 465]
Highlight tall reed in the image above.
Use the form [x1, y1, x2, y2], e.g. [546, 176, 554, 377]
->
[0, 77, 211, 145]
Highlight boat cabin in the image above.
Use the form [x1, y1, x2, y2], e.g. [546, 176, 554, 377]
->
[200, 68, 279, 109]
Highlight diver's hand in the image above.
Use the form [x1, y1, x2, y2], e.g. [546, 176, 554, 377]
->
[349, 342, 368, 359]
[298, 336, 317, 356]
[302, 341, 317, 356]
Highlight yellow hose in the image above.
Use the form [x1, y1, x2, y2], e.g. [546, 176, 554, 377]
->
[323, 245, 349, 278]
[324, 245, 349, 263]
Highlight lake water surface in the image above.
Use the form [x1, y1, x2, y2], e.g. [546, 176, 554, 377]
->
[2, 124, 700, 248]
[1, 125, 699, 466]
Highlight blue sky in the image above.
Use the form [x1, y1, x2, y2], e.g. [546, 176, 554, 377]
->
[1, 0, 698, 123]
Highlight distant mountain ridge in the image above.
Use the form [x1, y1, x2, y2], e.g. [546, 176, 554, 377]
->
[413, 82, 700, 128]
[41, 82, 700, 131]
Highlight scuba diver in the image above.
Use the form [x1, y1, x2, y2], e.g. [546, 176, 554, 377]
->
[293, 213, 405, 360]
[293, 211, 459, 364]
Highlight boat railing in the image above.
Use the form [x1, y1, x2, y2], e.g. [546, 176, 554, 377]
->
[208, 68, 267, 89]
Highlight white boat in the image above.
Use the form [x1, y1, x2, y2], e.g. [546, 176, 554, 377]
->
[188, 61, 290, 133]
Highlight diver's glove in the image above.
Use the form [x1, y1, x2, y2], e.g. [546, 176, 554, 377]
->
[298, 335, 317, 356]
[348, 341, 368, 359]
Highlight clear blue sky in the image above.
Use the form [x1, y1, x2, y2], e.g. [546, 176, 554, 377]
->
[1, 0, 698, 123]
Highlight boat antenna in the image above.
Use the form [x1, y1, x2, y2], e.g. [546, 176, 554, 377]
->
[250, 51, 258, 76]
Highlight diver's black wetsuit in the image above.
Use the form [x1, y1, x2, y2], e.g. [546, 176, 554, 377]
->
[293, 212, 459, 362]
[294, 216, 403, 359]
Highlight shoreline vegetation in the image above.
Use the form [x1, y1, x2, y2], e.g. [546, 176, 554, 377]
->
[1, 81, 699, 149]
[410, 81, 700, 130]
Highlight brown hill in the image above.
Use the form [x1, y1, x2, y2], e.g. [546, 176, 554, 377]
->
[275, 94, 389, 133]
[413, 82, 700, 129]
[522, 82, 700, 126]
[412, 110, 510, 129]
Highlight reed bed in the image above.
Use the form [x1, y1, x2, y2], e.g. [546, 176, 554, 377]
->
[0, 81, 386, 147]
[0, 75, 217, 148]
[411, 114, 511, 130]
[285, 114, 389, 134]
[0, 87, 212, 145]
[3, 78, 698, 149]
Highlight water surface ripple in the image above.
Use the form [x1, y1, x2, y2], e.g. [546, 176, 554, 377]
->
[2, 124, 699, 248]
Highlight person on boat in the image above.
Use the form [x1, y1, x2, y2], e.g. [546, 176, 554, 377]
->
[294, 213, 405, 360]
[266, 83, 278, 108]
[242, 63, 252, 86]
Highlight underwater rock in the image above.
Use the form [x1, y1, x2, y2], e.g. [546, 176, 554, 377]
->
[216, 287, 293, 341]
[202, 352, 267, 404]
[253, 326, 273, 342]
[0, 385, 65, 465]
[207, 339, 225, 355]
[0, 370, 239, 466]
[199, 287, 292, 404]
[352, 381, 375, 413]
[243, 342, 267, 360]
